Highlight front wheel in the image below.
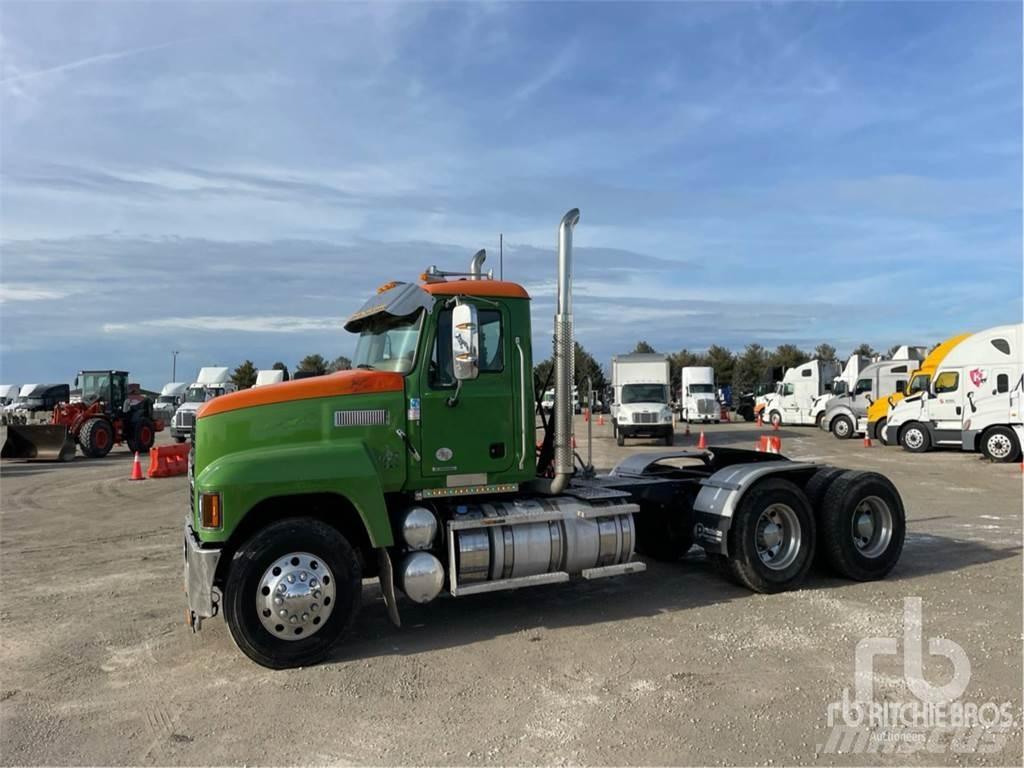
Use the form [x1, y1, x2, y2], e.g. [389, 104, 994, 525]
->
[980, 426, 1021, 463]
[724, 478, 815, 593]
[127, 417, 155, 453]
[899, 422, 930, 453]
[224, 517, 362, 669]
[79, 418, 114, 458]
[664, 429, 674, 446]
[769, 411, 782, 428]
[831, 415, 854, 440]
[873, 418, 888, 444]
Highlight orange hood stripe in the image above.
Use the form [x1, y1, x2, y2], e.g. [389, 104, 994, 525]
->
[197, 370, 404, 419]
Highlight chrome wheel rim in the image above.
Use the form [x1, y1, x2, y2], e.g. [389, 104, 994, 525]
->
[257, 552, 336, 641]
[835, 419, 850, 437]
[904, 428, 924, 449]
[850, 495, 894, 559]
[987, 433, 1012, 460]
[755, 503, 801, 570]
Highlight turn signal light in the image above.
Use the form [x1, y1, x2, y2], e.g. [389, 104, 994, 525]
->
[200, 493, 222, 530]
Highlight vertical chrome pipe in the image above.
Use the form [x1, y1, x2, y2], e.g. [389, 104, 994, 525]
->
[469, 249, 487, 279]
[551, 208, 580, 494]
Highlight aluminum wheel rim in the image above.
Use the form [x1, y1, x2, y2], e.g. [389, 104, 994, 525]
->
[851, 495, 894, 559]
[835, 419, 850, 437]
[256, 552, 336, 641]
[755, 503, 801, 571]
[904, 428, 924, 449]
[987, 433, 1012, 460]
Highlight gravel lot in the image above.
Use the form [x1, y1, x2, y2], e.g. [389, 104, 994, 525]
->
[2, 419, 1021, 766]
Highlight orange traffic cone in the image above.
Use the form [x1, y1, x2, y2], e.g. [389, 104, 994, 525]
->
[863, 434, 872, 448]
[697, 431, 707, 450]
[598, 413, 604, 426]
[772, 418, 779, 431]
[130, 451, 145, 481]
[756, 413, 763, 427]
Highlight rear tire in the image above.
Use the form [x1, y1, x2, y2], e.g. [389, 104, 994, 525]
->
[724, 478, 815, 593]
[899, 422, 930, 453]
[224, 517, 361, 670]
[980, 426, 1020, 463]
[819, 471, 905, 581]
[831, 415, 854, 440]
[636, 499, 694, 561]
[127, 417, 155, 453]
[79, 418, 114, 458]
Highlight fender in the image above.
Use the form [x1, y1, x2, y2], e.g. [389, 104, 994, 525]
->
[194, 441, 394, 547]
[824, 403, 858, 430]
[693, 461, 817, 555]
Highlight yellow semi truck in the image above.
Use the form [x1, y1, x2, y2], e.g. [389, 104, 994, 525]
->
[867, 333, 971, 442]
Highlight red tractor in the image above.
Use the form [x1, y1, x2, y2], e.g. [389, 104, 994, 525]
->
[54, 370, 164, 458]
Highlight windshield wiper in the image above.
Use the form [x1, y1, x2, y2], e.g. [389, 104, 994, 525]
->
[356, 364, 376, 370]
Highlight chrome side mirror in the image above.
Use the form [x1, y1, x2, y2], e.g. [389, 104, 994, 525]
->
[451, 303, 479, 381]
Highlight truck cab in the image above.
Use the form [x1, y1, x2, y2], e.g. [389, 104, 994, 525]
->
[680, 366, 718, 424]
[611, 353, 673, 445]
[820, 360, 914, 439]
[760, 359, 841, 427]
[172, 367, 237, 443]
[885, 324, 1024, 461]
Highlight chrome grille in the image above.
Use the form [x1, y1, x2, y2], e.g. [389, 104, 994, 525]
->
[634, 412, 657, 424]
[334, 409, 390, 427]
[697, 399, 715, 415]
[176, 411, 196, 429]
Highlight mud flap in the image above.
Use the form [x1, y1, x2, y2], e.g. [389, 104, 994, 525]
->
[377, 548, 402, 628]
[1, 425, 76, 461]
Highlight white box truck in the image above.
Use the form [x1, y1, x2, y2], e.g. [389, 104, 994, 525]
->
[680, 366, 718, 424]
[611, 353, 673, 446]
[171, 367, 237, 443]
[885, 324, 1023, 461]
[760, 359, 842, 427]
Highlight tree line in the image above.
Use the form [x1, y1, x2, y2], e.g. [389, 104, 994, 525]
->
[228, 355, 352, 389]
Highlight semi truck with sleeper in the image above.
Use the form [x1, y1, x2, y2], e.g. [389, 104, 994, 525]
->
[819, 360, 915, 440]
[171, 367, 237, 443]
[610, 353, 673, 446]
[184, 210, 907, 669]
[758, 359, 841, 427]
[885, 324, 1023, 461]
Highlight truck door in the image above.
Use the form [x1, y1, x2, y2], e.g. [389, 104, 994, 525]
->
[929, 369, 964, 443]
[418, 302, 516, 481]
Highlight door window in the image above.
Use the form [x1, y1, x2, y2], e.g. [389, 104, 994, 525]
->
[854, 378, 872, 395]
[430, 307, 503, 387]
[933, 371, 959, 394]
[997, 374, 1009, 394]
[782, 383, 795, 396]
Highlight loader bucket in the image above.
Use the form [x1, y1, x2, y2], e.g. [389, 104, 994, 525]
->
[1, 425, 77, 462]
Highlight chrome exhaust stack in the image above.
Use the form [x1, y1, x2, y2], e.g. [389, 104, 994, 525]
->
[469, 249, 487, 279]
[550, 208, 580, 494]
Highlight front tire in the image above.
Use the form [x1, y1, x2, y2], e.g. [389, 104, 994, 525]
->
[874, 418, 888, 444]
[224, 517, 362, 669]
[980, 426, 1021, 463]
[831, 415, 854, 440]
[899, 422, 930, 453]
[769, 411, 782, 428]
[819, 471, 905, 581]
[724, 478, 815, 593]
[664, 429, 674, 446]
[79, 418, 114, 458]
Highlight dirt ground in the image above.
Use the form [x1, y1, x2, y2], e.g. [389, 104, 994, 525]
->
[1, 418, 1021, 766]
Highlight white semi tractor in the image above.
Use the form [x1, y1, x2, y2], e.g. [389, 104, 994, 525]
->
[819, 360, 915, 439]
[171, 367, 237, 443]
[680, 366, 719, 424]
[611, 353, 674, 446]
[885, 324, 1023, 462]
[153, 382, 188, 424]
[760, 359, 842, 427]
[254, 369, 286, 387]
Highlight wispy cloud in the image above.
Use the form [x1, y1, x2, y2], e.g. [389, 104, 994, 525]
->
[0, 40, 181, 85]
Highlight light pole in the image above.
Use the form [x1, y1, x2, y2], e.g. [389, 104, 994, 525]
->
[172, 350, 179, 381]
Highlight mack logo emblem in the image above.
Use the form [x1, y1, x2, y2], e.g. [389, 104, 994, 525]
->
[435, 447, 453, 462]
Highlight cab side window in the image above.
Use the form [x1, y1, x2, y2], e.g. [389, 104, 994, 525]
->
[854, 378, 872, 395]
[430, 307, 504, 387]
[934, 371, 959, 394]
[997, 374, 1009, 393]
[782, 383, 795, 396]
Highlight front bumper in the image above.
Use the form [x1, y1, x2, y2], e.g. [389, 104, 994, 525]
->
[184, 522, 222, 630]
[884, 424, 900, 445]
[618, 423, 673, 438]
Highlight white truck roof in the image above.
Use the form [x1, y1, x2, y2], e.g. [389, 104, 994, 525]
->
[0, 384, 19, 400]
[254, 370, 285, 387]
[783, 358, 841, 383]
[196, 367, 231, 385]
[160, 382, 189, 397]
[18, 384, 40, 397]
[681, 366, 715, 383]
[890, 345, 928, 361]
[612, 353, 669, 386]
[938, 324, 1024, 368]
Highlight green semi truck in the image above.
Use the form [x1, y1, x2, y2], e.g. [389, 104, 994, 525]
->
[185, 209, 907, 669]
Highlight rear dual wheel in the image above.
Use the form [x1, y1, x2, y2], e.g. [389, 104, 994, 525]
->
[819, 471, 905, 581]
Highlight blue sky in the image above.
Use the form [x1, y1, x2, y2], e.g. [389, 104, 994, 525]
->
[1, 1, 1021, 389]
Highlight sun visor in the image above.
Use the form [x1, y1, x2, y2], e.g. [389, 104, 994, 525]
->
[344, 281, 435, 332]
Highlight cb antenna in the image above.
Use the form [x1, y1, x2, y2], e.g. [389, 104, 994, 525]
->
[499, 233, 503, 280]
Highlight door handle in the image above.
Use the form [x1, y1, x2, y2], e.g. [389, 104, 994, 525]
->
[395, 429, 420, 462]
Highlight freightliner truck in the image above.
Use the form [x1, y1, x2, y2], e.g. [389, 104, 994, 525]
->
[184, 210, 907, 669]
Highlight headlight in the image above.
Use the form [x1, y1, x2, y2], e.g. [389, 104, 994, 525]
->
[661, 407, 672, 420]
[620, 412, 630, 424]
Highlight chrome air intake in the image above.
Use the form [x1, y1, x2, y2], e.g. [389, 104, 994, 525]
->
[552, 208, 580, 493]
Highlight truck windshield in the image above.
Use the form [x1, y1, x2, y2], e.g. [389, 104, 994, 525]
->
[158, 395, 178, 404]
[352, 311, 423, 374]
[907, 374, 930, 395]
[185, 388, 208, 403]
[688, 384, 714, 394]
[621, 384, 667, 404]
